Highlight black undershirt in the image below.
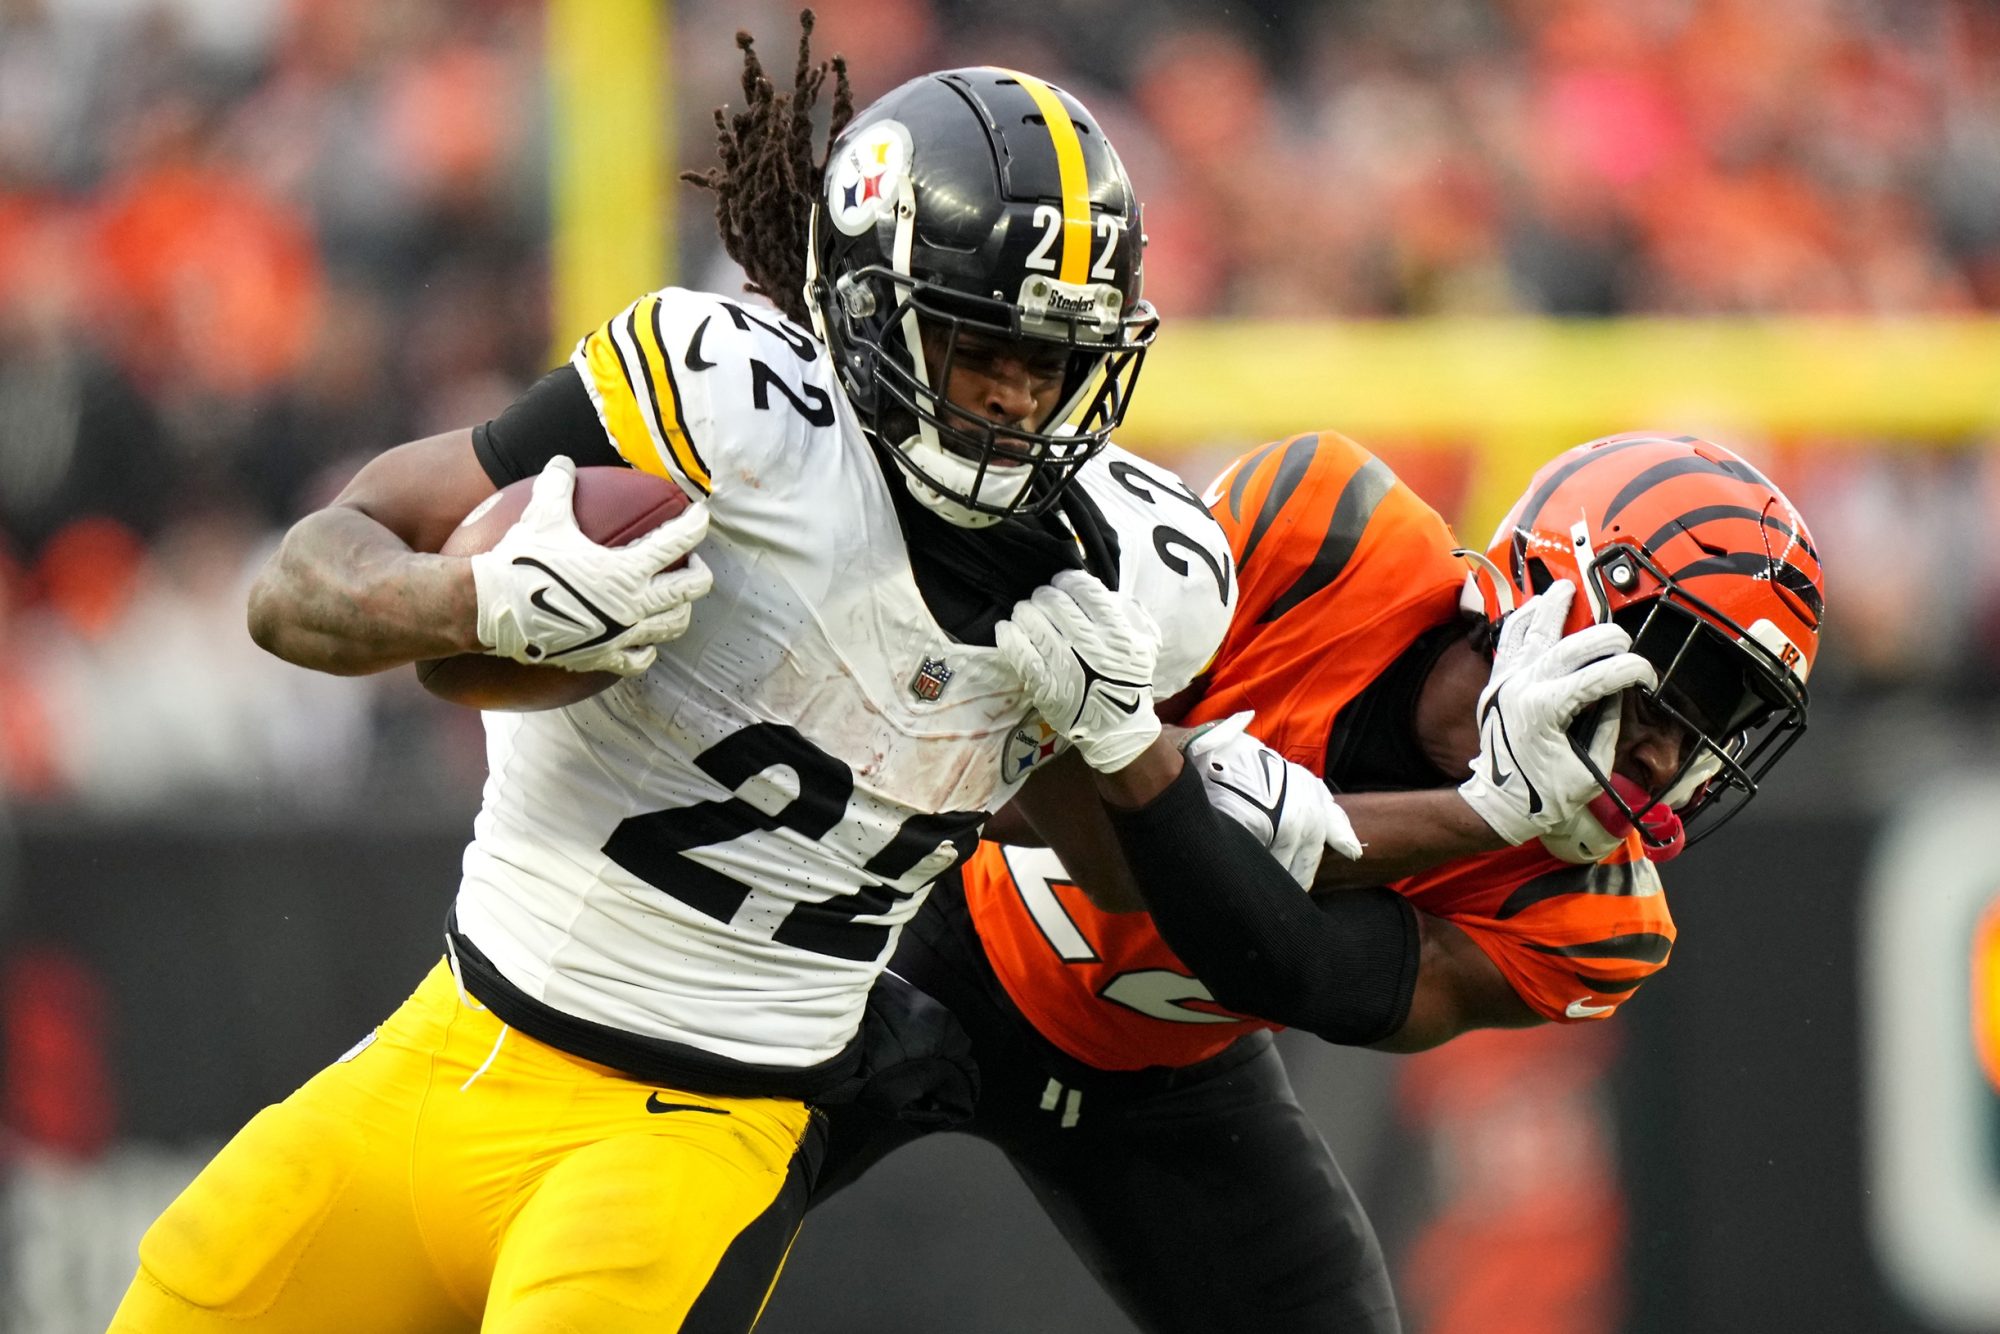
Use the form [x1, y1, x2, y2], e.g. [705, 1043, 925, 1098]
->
[471, 367, 622, 481]
[1322, 616, 1472, 796]
[877, 446, 1095, 645]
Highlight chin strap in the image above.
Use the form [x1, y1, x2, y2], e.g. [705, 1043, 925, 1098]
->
[894, 437, 1016, 528]
[1453, 547, 1516, 625]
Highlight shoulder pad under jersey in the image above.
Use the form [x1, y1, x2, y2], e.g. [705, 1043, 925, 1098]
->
[1080, 446, 1238, 697]
[569, 287, 841, 499]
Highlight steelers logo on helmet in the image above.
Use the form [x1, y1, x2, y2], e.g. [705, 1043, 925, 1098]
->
[826, 119, 913, 238]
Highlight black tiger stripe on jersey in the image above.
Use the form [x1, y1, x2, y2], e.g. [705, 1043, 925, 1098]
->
[1236, 434, 1318, 574]
[1571, 970, 1647, 994]
[1525, 932, 1674, 964]
[1223, 438, 1285, 524]
[1491, 859, 1660, 921]
[1258, 454, 1397, 624]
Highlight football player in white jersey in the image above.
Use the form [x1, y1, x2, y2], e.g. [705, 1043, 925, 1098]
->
[109, 21, 1236, 1334]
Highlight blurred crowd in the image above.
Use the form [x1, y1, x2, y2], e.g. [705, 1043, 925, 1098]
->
[2, 0, 1998, 813]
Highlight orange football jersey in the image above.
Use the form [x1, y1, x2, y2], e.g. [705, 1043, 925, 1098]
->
[966, 433, 1676, 1070]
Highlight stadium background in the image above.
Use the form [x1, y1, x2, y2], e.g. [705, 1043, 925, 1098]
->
[2, 0, 1998, 1330]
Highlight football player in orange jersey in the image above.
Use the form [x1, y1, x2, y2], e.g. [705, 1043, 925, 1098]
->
[812, 430, 1823, 1333]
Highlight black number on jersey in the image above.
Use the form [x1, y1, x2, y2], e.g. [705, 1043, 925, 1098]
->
[1109, 459, 1210, 516]
[1155, 526, 1232, 606]
[749, 358, 837, 427]
[720, 300, 818, 362]
[603, 722, 983, 962]
[1104, 458, 1231, 603]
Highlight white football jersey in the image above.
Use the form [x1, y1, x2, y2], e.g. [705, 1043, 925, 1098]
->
[452, 287, 1235, 1076]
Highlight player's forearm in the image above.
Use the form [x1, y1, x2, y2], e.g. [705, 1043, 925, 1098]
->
[1312, 789, 1509, 888]
[1083, 733, 1183, 810]
[1013, 750, 1147, 913]
[247, 506, 481, 674]
[1104, 762, 1419, 1044]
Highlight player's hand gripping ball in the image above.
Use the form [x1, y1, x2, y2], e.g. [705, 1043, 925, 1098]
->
[417, 458, 712, 711]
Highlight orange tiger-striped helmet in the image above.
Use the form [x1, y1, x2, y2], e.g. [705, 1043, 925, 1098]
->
[1465, 432, 1823, 842]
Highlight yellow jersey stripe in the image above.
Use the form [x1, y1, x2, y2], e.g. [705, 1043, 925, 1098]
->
[579, 323, 659, 473]
[631, 297, 713, 494]
[1000, 69, 1091, 285]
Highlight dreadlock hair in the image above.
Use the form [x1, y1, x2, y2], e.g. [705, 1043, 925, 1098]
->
[680, 10, 853, 330]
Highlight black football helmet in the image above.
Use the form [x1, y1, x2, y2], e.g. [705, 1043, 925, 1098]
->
[806, 67, 1157, 528]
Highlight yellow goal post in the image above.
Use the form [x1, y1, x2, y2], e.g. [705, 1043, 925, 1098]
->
[543, 5, 2000, 542]
[1119, 317, 2000, 542]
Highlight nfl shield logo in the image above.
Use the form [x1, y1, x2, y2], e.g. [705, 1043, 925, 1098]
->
[910, 655, 954, 701]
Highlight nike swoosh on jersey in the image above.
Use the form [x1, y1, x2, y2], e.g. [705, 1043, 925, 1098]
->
[683, 315, 716, 371]
[1565, 998, 1614, 1018]
[646, 1092, 731, 1115]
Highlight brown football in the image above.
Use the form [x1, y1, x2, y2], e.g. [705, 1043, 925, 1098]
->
[416, 466, 692, 711]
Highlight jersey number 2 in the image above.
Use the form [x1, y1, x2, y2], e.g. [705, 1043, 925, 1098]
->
[1002, 846, 1239, 1025]
[605, 723, 983, 962]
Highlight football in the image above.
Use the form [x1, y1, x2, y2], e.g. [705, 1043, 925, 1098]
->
[415, 466, 693, 711]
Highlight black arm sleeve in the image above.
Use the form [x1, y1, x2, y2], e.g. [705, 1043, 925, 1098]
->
[1105, 762, 1421, 1046]
[471, 366, 624, 487]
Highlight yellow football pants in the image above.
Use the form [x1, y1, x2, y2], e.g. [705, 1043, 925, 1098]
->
[109, 960, 822, 1333]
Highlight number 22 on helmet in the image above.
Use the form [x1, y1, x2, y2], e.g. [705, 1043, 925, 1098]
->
[805, 67, 1157, 528]
[1462, 433, 1825, 853]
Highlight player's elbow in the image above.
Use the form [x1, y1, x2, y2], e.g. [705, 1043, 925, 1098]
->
[245, 565, 287, 657]
[243, 546, 375, 676]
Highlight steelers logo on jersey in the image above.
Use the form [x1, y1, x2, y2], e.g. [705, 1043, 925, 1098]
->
[1002, 714, 1065, 782]
[826, 119, 913, 237]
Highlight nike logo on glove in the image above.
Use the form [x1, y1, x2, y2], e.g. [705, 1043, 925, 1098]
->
[1481, 695, 1543, 816]
[646, 1092, 731, 1115]
[1565, 998, 1613, 1019]
[528, 587, 589, 631]
[1210, 752, 1287, 828]
[512, 557, 630, 656]
[1063, 650, 1150, 727]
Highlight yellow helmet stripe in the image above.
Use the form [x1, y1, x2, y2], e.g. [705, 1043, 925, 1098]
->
[998, 69, 1091, 285]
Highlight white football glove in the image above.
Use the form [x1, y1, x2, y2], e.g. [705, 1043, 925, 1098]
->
[1458, 580, 1658, 845]
[994, 569, 1162, 773]
[469, 456, 714, 677]
[1183, 712, 1361, 886]
[1538, 794, 1629, 864]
